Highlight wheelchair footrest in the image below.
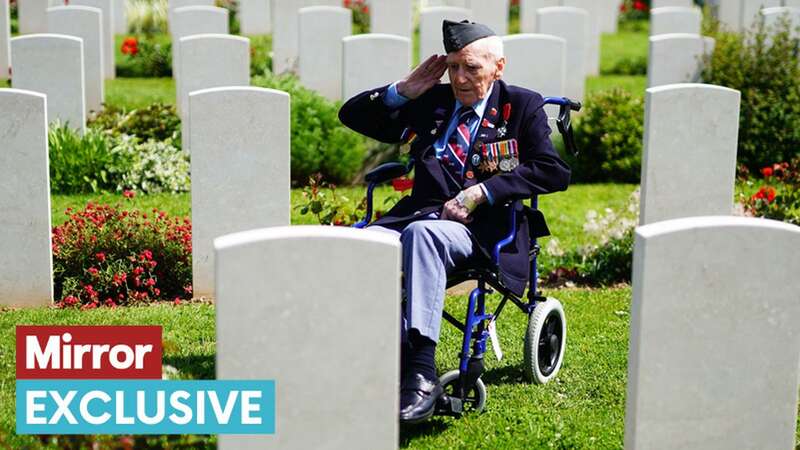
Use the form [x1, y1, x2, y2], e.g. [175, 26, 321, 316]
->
[435, 395, 463, 417]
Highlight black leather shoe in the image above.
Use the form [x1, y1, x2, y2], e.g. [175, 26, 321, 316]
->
[399, 373, 443, 424]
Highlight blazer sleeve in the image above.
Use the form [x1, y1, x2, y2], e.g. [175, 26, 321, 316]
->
[482, 94, 571, 203]
[338, 84, 411, 144]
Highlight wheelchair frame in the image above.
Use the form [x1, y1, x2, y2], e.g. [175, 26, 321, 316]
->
[354, 96, 581, 417]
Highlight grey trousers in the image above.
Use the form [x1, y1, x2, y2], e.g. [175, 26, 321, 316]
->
[370, 214, 475, 344]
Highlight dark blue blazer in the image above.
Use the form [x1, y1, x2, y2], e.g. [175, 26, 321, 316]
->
[338, 80, 571, 295]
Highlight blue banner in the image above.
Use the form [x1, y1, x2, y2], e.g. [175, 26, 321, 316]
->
[17, 379, 275, 435]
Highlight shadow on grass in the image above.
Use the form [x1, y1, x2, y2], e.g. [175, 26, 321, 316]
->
[481, 364, 527, 386]
[162, 354, 215, 380]
[399, 418, 451, 447]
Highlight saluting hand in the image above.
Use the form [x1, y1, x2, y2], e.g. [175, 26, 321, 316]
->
[396, 55, 448, 100]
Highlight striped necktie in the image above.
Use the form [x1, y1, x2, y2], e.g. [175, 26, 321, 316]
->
[442, 106, 476, 183]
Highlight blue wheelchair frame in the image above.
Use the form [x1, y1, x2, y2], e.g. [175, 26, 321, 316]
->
[354, 97, 581, 416]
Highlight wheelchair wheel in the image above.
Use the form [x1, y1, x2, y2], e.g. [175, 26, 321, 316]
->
[438, 369, 486, 414]
[523, 297, 566, 384]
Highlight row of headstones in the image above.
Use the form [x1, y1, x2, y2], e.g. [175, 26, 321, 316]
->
[2, 79, 800, 447]
[647, 5, 800, 88]
[15, 0, 125, 39]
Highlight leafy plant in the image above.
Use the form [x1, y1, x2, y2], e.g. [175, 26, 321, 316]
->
[9, 0, 17, 34]
[296, 174, 401, 226]
[251, 72, 369, 185]
[112, 137, 190, 193]
[741, 158, 800, 225]
[250, 34, 272, 77]
[48, 124, 129, 194]
[602, 54, 647, 76]
[89, 103, 181, 144]
[52, 199, 193, 308]
[344, 0, 369, 34]
[126, 0, 169, 34]
[702, 15, 800, 171]
[117, 36, 172, 78]
[569, 88, 645, 183]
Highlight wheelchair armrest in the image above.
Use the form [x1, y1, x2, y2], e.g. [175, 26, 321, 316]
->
[364, 162, 411, 184]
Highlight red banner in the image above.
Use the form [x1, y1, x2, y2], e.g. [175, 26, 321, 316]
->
[16, 326, 163, 379]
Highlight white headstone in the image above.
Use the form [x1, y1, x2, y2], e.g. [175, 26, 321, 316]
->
[342, 34, 411, 101]
[18, 0, 49, 33]
[215, 226, 400, 450]
[501, 33, 566, 117]
[626, 216, 800, 450]
[1, 0, 10, 80]
[741, 0, 781, 30]
[47, 6, 104, 115]
[11, 34, 86, 133]
[598, 0, 621, 33]
[70, 0, 115, 79]
[114, 0, 126, 34]
[536, 6, 587, 102]
[716, 0, 743, 31]
[650, 6, 702, 35]
[271, 0, 304, 74]
[561, 0, 601, 76]
[651, 0, 692, 7]
[190, 87, 290, 298]
[761, 6, 800, 39]
[370, 0, 413, 38]
[419, 6, 471, 60]
[520, 0, 560, 33]
[472, 0, 510, 35]
[298, 6, 351, 101]
[168, 0, 214, 11]
[785, 0, 800, 8]
[178, 34, 249, 148]
[170, 5, 228, 82]
[239, 0, 271, 34]
[640, 84, 740, 225]
[646, 33, 714, 88]
[0, 89, 53, 307]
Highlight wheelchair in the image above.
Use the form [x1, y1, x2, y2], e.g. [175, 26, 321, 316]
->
[353, 96, 581, 418]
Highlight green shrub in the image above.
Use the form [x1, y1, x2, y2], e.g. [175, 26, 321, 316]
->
[569, 89, 644, 183]
[251, 72, 369, 184]
[741, 158, 800, 225]
[250, 34, 272, 76]
[112, 137, 190, 193]
[702, 16, 800, 170]
[116, 36, 172, 78]
[52, 200, 192, 308]
[602, 54, 647, 76]
[10, 0, 17, 34]
[48, 125, 129, 194]
[579, 229, 633, 285]
[89, 103, 181, 144]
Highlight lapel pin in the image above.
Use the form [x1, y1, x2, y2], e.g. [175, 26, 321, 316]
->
[369, 92, 380, 101]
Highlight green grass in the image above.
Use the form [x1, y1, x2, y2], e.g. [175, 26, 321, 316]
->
[105, 77, 175, 109]
[600, 29, 649, 76]
[586, 75, 647, 98]
[0, 303, 217, 449]
[0, 288, 631, 449]
[51, 183, 637, 252]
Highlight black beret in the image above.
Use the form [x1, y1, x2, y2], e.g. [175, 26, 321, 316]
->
[442, 19, 496, 54]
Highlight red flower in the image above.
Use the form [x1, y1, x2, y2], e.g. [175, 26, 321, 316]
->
[88, 267, 99, 277]
[95, 252, 106, 262]
[122, 189, 136, 199]
[392, 177, 414, 192]
[121, 37, 139, 56]
[633, 1, 647, 11]
[766, 187, 776, 203]
[761, 166, 773, 178]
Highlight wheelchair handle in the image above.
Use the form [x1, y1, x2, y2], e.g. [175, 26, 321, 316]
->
[542, 96, 581, 157]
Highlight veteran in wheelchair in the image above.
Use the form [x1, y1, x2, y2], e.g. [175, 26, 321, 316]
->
[338, 19, 579, 424]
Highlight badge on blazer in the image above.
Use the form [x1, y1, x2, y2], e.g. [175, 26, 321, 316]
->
[477, 139, 519, 173]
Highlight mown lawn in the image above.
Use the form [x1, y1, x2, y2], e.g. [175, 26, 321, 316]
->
[0, 288, 631, 449]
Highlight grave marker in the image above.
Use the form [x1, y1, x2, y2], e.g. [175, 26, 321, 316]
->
[536, 6, 588, 101]
[215, 226, 400, 450]
[370, 0, 413, 38]
[626, 216, 800, 450]
[10, 34, 86, 133]
[189, 87, 290, 298]
[647, 33, 714, 88]
[298, 6, 351, 101]
[640, 84, 740, 225]
[0, 89, 53, 307]
[70, 0, 115, 79]
[342, 34, 411, 101]
[47, 6, 105, 114]
[650, 7, 702, 36]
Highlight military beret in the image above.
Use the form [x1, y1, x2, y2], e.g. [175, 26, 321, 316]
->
[442, 19, 496, 54]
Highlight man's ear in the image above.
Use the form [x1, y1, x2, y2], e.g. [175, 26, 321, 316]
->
[495, 56, 506, 80]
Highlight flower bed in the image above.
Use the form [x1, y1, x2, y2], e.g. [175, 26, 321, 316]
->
[52, 197, 193, 308]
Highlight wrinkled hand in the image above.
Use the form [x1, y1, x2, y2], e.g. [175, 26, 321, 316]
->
[396, 55, 448, 100]
[440, 184, 488, 224]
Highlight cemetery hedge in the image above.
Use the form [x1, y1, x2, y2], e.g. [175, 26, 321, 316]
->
[251, 72, 369, 185]
[569, 89, 645, 183]
[702, 17, 800, 171]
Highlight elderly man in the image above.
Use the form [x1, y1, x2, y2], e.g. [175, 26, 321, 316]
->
[338, 20, 571, 423]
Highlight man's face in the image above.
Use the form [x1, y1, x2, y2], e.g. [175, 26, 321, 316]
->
[446, 40, 505, 107]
